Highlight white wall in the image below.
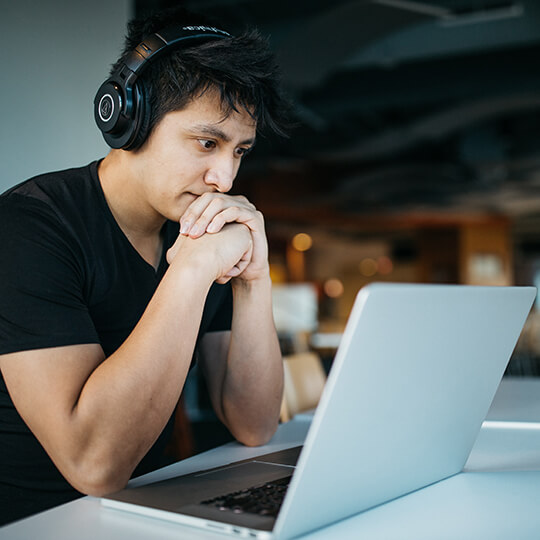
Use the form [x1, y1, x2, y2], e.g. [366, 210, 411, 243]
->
[0, 0, 131, 191]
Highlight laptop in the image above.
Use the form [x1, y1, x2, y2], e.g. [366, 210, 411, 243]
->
[102, 283, 536, 539]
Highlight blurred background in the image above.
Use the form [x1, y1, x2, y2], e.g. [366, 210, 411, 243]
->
[3, 0, 540, 453]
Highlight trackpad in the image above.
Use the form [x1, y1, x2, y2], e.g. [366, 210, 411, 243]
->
[193, 460, 293, 487]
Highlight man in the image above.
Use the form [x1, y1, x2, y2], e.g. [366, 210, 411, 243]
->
[0, 8, 289, 526]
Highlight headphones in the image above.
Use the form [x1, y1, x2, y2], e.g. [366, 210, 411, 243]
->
[94, 25, 231, 150]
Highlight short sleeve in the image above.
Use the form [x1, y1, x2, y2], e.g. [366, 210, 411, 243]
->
[0, 196, 99, 354]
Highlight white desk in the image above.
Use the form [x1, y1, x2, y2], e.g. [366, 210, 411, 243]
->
[2, 377, 540, 540]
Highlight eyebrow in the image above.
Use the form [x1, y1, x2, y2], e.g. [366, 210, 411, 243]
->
[191, 124, 256, 147]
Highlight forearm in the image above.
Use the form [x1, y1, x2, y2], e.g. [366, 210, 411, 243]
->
[66, 260, 213, 493]
[1, 224, 253, 496]
[221, 275, 284, 446]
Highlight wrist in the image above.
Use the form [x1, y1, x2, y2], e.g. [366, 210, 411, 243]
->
[168, 233, 228, 283]
[168, 250, 217, 289]
[231, 272, 273, 298]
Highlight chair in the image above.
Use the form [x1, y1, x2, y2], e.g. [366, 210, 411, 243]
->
[280, 352, 327, 423]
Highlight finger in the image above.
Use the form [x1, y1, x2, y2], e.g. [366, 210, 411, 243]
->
[225, 267, 242, 278]
[188, 197, 229, 238]
[229, 254, 251, 276]
[180, 194, 253, 236]
[179, 195, 214, 235]
[232, 239, 254, 276]
[193, 198, 259, 238]
[166, 232, 186, 264]
[206, 207, 246, 234]
[223, 261, 247, 279]
[206, 206, 263, 235]
[221, 238, 253, 278]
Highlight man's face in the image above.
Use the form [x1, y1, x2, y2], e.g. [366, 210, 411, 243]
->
[130, 89, 257, 225]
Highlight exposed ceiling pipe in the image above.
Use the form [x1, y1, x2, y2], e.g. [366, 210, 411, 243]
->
[371, 0, 524, 26]
[370, 0, 450, 18]
[440, 4, 524, 27]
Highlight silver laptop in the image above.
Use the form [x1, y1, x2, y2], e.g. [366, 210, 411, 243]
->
[102, 283, 536, 539]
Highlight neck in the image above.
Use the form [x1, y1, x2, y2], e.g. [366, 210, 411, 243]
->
[98, 151, 165, 269]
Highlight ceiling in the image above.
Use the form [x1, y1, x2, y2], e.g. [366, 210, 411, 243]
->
[136, 0, 540, 240]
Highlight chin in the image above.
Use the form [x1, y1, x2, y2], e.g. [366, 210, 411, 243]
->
[163, 194, 196, 223]
[169, 207, 188, 223]
[167, 211, 183, 223]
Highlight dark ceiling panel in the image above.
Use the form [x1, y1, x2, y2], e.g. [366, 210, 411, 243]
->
[134, 0, 540, 222]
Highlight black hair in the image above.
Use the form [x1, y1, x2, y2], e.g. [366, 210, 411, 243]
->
[110, 7, 291, 145]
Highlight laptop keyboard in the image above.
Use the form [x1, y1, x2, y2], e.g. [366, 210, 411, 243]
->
[200, 476, 292, 518]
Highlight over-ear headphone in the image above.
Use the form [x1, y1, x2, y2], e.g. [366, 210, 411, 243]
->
[94, 25, 231, 151]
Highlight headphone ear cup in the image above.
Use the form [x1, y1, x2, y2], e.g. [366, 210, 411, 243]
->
[95, 78, 146, 150]
[125, 81, 151, 151]
[94, 81, 124, 136]
[94, 79, 134, 149]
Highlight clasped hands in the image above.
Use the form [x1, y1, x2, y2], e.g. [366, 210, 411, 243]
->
[166, 193, 268, 284]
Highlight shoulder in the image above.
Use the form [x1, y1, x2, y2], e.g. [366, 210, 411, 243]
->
[0, 162, 105, 267]
[2, 162, 99, 216]
[1, 161, 104, 239]
[3, 162, 98, 199]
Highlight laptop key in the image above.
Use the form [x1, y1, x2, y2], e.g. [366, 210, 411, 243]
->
[201, 476, 292, 517]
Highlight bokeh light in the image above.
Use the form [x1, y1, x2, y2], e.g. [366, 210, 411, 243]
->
[291, 233, 313, 252]
[359, 258, 378, 277]
[324, 278, 344, 298]
[377, 255, 393, 275]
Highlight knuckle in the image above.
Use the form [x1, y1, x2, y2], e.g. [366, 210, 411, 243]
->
[212, 215, 225, 227]
[208, 198, 226, 211]
[223, 205, 240, 216]
[181, 211, 194, 223]
[235, 194, 252, 207]
[253, 210, 265, 226]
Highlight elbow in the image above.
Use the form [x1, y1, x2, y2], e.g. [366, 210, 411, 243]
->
[61, 455, 131, 497]
[77, 476, 128, 498]
[72, 471, 128, 498]
[233, 421, 279, 448]
[221, 397, 281, 447]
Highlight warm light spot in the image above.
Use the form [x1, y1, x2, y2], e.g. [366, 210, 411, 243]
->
[291, 233, 313, 252]
[324, 278, 344, 298]
[269, 263, 287, 283]
[359, 258, 377, 277]
[377, 255, 393, 275]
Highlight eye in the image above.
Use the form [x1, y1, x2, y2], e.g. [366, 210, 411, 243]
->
[198, 139, 216, 150]
[235, 146, 253, 158]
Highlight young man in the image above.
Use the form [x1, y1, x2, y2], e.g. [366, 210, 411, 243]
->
[0, 9, 289, 526]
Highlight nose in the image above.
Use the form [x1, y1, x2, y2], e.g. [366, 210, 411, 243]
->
[204, 156, 237, 193]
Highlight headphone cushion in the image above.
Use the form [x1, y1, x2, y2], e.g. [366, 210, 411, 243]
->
[126, 81, 152, 151]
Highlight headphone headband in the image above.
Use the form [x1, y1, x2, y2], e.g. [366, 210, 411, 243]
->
[123, 25, 232, 83]
[94, 24, 231, 150]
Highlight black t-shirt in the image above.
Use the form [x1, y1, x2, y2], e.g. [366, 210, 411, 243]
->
[0, 161, 232, 525]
